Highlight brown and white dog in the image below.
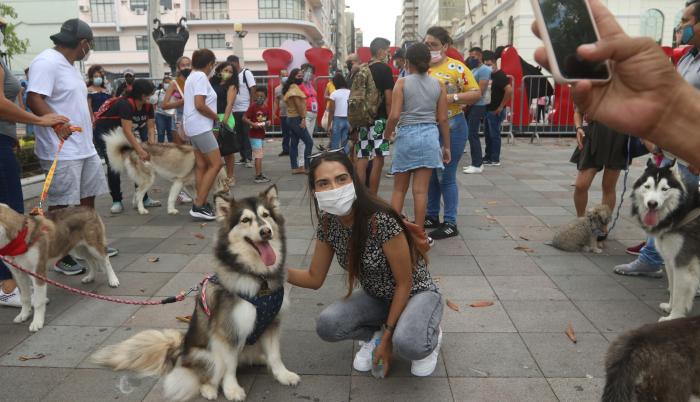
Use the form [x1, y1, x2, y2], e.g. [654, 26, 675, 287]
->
[0, 204, 119, 331]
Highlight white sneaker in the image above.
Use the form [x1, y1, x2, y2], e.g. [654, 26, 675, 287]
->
[411, 328, 442, 377]
[177, 191, 193, 204]
[462, 165, 484, 174]
[245, 161, 254, 168]
[0, 287, 21, 308]
[110, 201, 124, 214]
[353, 330, 382, 372]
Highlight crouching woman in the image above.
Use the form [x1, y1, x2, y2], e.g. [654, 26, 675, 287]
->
[287, 151, 444, 377]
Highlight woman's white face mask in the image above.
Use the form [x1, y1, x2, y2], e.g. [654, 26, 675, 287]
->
[315, 182, 357, 216]
[430, 50, 443, 63]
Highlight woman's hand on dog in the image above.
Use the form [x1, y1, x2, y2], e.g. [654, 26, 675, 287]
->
[137, 147, 150, 161]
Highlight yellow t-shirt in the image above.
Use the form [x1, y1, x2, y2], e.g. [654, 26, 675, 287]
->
[428, 57, 479, 119]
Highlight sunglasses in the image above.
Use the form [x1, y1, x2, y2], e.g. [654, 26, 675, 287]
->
[309, 146, 345, 161]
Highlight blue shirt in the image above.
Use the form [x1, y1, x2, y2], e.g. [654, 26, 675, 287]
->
[471, 64, 492, 106]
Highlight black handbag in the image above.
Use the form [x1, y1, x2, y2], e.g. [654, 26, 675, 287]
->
[217, 120, 240, 156]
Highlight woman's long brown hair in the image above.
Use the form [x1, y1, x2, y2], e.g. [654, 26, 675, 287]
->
[308, 152, 425, 297]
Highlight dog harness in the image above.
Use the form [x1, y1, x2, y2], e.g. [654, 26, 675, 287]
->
[0, 220, 42, 257]
[200, 275, 284, 345]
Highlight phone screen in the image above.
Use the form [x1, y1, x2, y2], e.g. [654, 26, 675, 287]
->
[538, 0, 610, 80]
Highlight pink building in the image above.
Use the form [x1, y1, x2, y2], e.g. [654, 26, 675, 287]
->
[78, 0, 344, 74]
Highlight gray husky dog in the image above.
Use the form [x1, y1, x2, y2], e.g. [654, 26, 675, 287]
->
[603, 316, 700, 402]
[549, 204, 611, 253]
[631, 159, 700, 321]
[92, 186, 299, 401]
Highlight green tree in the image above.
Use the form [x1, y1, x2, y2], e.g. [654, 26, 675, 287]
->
[0, 4, 30, 60]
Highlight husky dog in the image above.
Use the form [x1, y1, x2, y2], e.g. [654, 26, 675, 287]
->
[92, 186, 299, 401]
[0, 204, 119, 332]
[602, 316, 700, 402]
[631, 159, 700, 321]
[549, 204, 611, 253]
[104, 128, 229, 215]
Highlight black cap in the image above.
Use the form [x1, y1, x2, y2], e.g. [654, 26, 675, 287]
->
[50, 19, 93, 45]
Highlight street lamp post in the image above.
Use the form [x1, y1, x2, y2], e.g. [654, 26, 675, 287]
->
[233, 23, 248, 63]
[147, 0, 166, 78]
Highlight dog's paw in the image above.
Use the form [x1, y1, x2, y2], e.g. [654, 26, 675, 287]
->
[659, 303, 671, 313]
[200, 384, 218, 401]
[592, 247, 603, 254]
[81, 275, 95, 284]
[137, 209, 150, 215]
[167, 209, 180, 215]
[28, 318, 44, 332]
[659, 314, 684, 322]
[108, 277, 120, 288]
[13, 310, 31, 323]
[274, 370, 300, 387]
[223, 383, 246, 401]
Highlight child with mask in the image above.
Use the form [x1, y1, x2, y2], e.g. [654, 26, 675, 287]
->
[243, 87, 272, 183]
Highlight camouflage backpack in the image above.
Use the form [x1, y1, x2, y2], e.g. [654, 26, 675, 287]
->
[347, 63, 380, 128]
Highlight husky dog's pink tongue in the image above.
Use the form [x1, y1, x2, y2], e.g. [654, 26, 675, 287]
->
[254, 241, 277, 266]
[643, 210, 659, 227]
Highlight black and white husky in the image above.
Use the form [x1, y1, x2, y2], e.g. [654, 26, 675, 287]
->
[631, 159, 700, 321]
[92, 186, 299, 401]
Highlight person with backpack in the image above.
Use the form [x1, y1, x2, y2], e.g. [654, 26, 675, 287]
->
[422, 26, 481, 240]
[350, 37, 395, 196]
[93, 79, 161, 214]
[228, 55, 256, 167]
[384, 43, 451, 234]
[283, 68, 314, 174]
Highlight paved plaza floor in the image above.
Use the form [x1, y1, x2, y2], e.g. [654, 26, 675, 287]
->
[0, 138, 681, 401]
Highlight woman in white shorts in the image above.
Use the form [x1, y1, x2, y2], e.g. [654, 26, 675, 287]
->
[183, 49, 223, 220]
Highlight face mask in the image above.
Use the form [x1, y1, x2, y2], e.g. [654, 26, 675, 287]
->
[294, 77, 304, 85]
[681, 24, 696, 45]
[303, 70, 312, 82]
[180, 68, 192, 78]
[220, 72, 232, 81]
[281, 76, 288, 83]
[148, 94, 158, 105]
[93, 77, 103, 86]
[163, 83, 170, 90]
[125, 77, 134, 84]
[255, 98, 265, 106]
[430, 50, 443, 63]
[467, 57, 481, 69]
[315, 182, 357, 216]
[81, 45, 92, 62]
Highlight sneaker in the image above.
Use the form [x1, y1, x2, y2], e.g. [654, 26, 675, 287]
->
[177, 191, 193, 204]
[53, 255, 86, 276]
[254, 174, 271, 184]
[462, 165, 484, 174]
[190, 203, 216, 221]
[143, 197, 161, 208]
[110, 201, 124, 214]
[613, 259, 664, 278]
[430, 222, 459, 240]
[291, 168, 307, 175]
[427, 236, 435, 248]
[353, 330, 383, 372]
[411, 329, 443, 377]
[424, 217, 441, 229]
[235, 159, 246, 165]
[106, 247, 119, 258]
[245, 161, 254, 168]
[0, 286, 21, 308]
[278, 151, 289, 157]
[625, 242, 646, 256]
[483, 159, 492, 165]
[385, 172, 395, 178]
[487, 161, 501, 166]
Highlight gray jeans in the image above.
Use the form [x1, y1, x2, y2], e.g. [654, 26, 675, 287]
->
[316, 287, 443, 361]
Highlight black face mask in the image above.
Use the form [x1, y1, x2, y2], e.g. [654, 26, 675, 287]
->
[180, 68, 192, 78]
[125, 77, 134, 84]
[346, 62, 353, 71]
[294, 78, 304, 85]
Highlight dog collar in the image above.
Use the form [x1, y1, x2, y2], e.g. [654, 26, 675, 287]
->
[0, 223, 30, 257]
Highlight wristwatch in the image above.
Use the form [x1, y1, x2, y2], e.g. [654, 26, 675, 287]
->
[452, 94, 459, 103]
[575, 126, 585, 132]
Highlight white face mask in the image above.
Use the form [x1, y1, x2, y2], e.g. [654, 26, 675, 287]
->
[149, 94, 158, 104]
[315, 182, 357, 216]
[430, 50, 443, 63]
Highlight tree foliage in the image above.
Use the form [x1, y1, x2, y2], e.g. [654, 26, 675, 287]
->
[0, 4, 30, 60]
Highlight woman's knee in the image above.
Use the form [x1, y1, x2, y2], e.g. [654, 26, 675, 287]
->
[315, 306, 346, 342]
[393, 328, 433, 361]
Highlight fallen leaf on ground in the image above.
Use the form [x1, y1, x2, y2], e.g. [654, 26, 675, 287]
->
[176, 316, 191, 323]
[486, 215, 497, 222]
[192, 232, 206, 239]
[469, 300, 495, 308]
[18, 353, 46, 361]
[446, 299, 460, 312]
[200, 223, 208, 228]
[147, 256, 159, 263]
[139, 288, 145, 293]
[565, 323, 577, 343]
[519, 236, 530, 241]
[514, 245, 535, 253]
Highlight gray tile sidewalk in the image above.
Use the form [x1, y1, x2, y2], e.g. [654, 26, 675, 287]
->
[1, 138, 665, 401]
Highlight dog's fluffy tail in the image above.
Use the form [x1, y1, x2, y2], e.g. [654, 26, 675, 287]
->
[104, 128, 133, 173]
[91, 329, 184, 377]
[602, 336, 639, 402]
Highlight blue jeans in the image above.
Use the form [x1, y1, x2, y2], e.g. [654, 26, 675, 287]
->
[639, 160, 698, 267]
[484, 109, 506, 163]
[466, 105, 486, 167]
[155, 113, 174, 143]
[288, 116, 313, 169]
[0, 135, 24, 281]
[280, 116, 290, 154]
[330, 116, 350, 153]
[427, 114, 468, 225]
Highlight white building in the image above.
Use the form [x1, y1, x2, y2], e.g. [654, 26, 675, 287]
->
[452, 0, 687, 65]
[418, 0, 465, 36]
[398, 0, 419, 45]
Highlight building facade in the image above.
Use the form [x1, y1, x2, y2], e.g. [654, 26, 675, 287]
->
[417, 0, 464, 37]
[398, 0, 419, 45]
[452, 0, 687, 65]
[78, 0, 344, 75]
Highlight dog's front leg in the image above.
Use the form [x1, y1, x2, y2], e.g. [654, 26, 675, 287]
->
[167, 180, 184, 215]
[587, 234, 602, 254]
[211, 336, 246, 401]
[12, 272, 33, 324]
[28, 278, 47, 332]
[660, 267, 696, 322]
[260, 323, 300, 387]
[660, 261, 674, 314]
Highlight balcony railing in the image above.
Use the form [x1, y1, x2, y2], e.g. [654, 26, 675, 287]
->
[187, 8, 229, 21]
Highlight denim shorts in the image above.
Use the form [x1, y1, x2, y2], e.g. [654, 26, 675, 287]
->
[391, 123, 443, 173]
[250, 138, 264, 159]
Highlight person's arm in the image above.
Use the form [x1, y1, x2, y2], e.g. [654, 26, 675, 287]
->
[477, 70, 489, 95]
[194, 95, 218, 121]
[242, 108, 255, 127]
[293, 96, 308, 128]
[147, 118, 156, 144]
[497, 83, 513, 113]
[384, 79, 403, 142]
[287, 239, 334, 289]
[162, 84, 183, 110]
[574, 109, 585, 150]
[272, 87, 279, 119]
[372, 230, 414, 377]
[449, 68, 481, 106]
[437, 83, 451, 164]
[120, 118, 149, 160]
[0, 76, 68, 128]
[327, 98, 335, 133]
[223, 86, 237, 125]
[17, 86, 25, 110]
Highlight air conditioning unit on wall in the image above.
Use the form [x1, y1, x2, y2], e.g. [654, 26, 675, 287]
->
[225, 41, 232, 49]
[79, 5, 90, 12]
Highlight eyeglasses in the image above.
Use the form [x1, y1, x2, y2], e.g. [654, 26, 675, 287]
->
[309, 147, 345, 161]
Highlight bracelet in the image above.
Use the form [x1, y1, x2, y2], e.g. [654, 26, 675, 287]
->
[383, 323, 395, 333]
[576, 126, 585, 131]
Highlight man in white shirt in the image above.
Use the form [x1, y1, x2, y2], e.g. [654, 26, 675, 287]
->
[27, 19, 114, 275]
[227, 55, 256, 166]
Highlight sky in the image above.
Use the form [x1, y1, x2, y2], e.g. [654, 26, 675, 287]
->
[345, 0, 403, 46]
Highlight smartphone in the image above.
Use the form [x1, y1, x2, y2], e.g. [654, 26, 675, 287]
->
[530, 0, 611, 83]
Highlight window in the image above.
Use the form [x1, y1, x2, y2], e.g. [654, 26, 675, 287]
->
[259, 32, 307, 48]
[641, 9, 664, 45]
[197, 33, 226, 49]
[93, 36, 120, 51]
[90, 0, 114, 23]
[508, 16, 514, 45]
[258, 0, 305, 20]
[130, 0, 147, 11]
[490, 27, 497, 51]
[136, 35, 149, 51]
